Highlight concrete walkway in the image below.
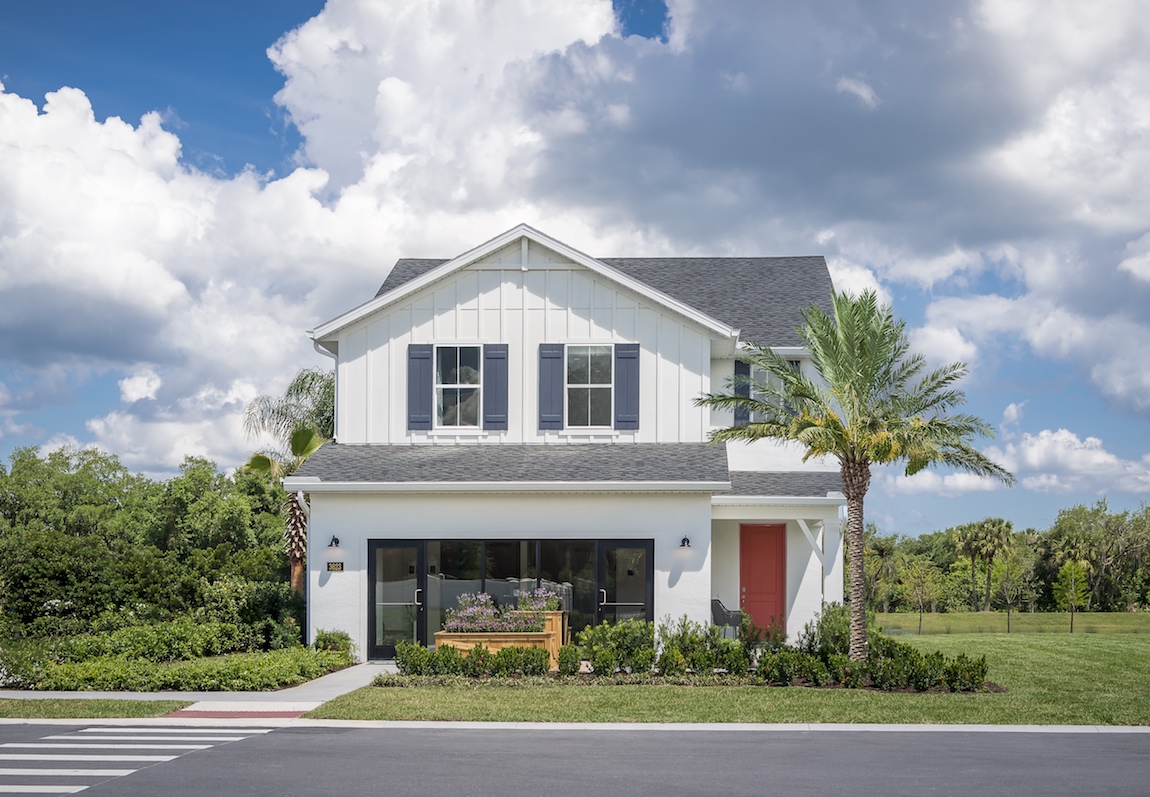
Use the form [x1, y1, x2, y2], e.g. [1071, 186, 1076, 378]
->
[0, 661, 397, 717]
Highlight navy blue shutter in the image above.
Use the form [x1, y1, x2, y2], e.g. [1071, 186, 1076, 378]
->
[538, 344, 565, 429]
[733, 360, 750, 426]
[614, 343, 640, 429]
[483, 344, 509, 430]
[407, 344, 433, 430]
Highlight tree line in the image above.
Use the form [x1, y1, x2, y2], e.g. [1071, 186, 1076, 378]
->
[861, 501, 1150, 626]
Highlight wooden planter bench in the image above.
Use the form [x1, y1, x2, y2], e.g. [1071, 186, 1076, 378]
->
[433, 611, 569, 670]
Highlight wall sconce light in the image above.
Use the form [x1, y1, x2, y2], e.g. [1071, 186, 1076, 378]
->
[325, 536, 344, 572]
[680, 536, 691, 549]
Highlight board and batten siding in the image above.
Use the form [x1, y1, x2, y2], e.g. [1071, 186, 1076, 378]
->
[334, 241, 714, 444]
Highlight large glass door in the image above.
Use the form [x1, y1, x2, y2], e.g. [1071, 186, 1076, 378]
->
[367, 541, 426, 659]
[597, 541, 654, 625]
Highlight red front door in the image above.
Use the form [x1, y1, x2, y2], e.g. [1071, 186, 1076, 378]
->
[740, 524, 786, 632]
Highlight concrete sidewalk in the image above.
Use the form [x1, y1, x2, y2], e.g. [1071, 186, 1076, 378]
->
[0, 661, 397, 717]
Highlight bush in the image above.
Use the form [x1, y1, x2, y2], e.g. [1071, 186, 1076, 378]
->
[943, 653, 988, 692]
[557, 644, 582, 676]
[658, 616, 712, 672]
[758, 648, 810, 685]
[490, 646, 525, 676]
[576, 619, 655, 674]
[463, 644, 493, 678]
[590, 646, 620, 676]
[519, 646, 550, 676]
[394, 640, 432, 675]
[713, 638, 750, 676]
[313, 629, 355, 658]
[431, 644, 466, 676]
[656, 646, 686, 676]
[825, 653, 865, 688]
[31, 647, 349, 691]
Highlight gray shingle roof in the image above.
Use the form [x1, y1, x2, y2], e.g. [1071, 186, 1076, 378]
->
[727, 471, 843, 497]
[294, 443, 729, 485]
[375, 256, 833, 347]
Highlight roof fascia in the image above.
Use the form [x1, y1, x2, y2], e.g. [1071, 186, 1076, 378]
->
[308, 223, 740, 343]
[284, 476, 731, 494]
[712, 494, 846, 507]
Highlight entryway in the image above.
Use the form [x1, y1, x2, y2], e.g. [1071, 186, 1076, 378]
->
[739, 524, 786, 632]
[366, 538, 654, 659]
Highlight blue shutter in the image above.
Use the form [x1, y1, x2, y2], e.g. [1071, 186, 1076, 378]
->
[734, 360, 750, 426]
[538, 344, 565, 430]
[614, 343, 640, 430]
[407, 344, 433, 430]
[483, 344, 509, 430]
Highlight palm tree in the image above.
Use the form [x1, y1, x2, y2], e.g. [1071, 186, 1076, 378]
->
[243, 367, 334, 596]
[244, 425, 326, 595]
[975, 517, 1013, 611]
[696, 290, 1014, 661]
[953, 522, 982, 612]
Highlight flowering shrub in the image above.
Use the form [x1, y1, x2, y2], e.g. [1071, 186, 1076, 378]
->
[442, 589, 560, 633]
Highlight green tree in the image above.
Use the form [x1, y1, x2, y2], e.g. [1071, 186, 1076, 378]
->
[696, 290, 1014, 660]
[244, 426, 326, 595]
[992, 545, 1029, 632]
[243, 367, 334, 443]
[900, 557, 942, 634]
[952, 522, 982, 612]
[975, 517, 1013, 611]
[1053, 559, 1091, 632]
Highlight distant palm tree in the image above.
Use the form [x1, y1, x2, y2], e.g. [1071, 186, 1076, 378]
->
[953, 523, 982, 612]
[696, 290, 1014, 661]
[975, 517, 1013, 611]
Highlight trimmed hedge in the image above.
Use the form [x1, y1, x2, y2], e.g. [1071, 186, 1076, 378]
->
[29, 647, 351, 691]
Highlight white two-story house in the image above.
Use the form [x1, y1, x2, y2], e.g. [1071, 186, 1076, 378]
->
[286, 224, 845, 659]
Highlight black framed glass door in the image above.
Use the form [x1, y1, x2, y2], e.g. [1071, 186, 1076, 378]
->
[597, 540, 654, 625]
[367, 540, 426, 659]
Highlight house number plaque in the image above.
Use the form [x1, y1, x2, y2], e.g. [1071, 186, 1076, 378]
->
[326, 562, 344, 572]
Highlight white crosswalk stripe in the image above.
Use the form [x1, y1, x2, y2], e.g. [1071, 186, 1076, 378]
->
[0, 725, 275, 794]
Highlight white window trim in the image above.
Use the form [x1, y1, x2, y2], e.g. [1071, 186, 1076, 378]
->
[564, 343, 614, 430]
[434, 343, 483, 429]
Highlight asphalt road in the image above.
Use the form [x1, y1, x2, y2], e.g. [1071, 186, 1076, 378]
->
[2, 723, 1147, 796]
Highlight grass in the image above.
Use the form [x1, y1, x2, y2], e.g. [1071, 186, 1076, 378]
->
[307, 634, 1150, 725]
[0, 699, 190, 719]
[877, 611, 1150, 635]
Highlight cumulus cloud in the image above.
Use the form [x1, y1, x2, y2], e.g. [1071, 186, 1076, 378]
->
[985, 428, 1150, 494]
[1, 0, 1150, 486]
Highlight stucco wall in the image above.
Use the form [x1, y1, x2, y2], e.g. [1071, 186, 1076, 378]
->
[307, 490, 714, 657]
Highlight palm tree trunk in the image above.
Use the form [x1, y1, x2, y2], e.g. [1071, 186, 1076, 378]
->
[983, 559, 993, 612]
[290, 554, 305, 595]
[970, 553, 978, 611]
[285, 492, 309, 597]
[842, 460, 870, 661]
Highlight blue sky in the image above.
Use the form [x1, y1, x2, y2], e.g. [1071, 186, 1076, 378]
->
[0, 0, 1147, 537]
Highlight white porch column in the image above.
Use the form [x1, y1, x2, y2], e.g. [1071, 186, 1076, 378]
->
[823, 514, 844, 604]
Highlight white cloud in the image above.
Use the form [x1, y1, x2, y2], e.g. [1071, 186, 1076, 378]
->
[883, 469, 1003, 497]
[909, 324, 978, 368]
[1001, 401, 1027, 438]
[984, 428, 1150, 494]
[119, 370, 162, 403]
[835, 77, 879, 110]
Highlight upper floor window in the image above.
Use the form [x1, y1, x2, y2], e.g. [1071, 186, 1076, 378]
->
[436, 345, 481, 427]
[751, 360, 801, 422]
[539, 343, 639, 431]
[408, 343, 508, 432]
[566, 345, 613, 427]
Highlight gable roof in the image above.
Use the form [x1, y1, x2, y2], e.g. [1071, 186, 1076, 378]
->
[286, 442, 730, 492]
[376, 255, 832, 347]
[310, 224, 740, 345]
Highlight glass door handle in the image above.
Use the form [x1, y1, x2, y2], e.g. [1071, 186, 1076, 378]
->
[414, 588, 423, 607]
[599, 589, 607, 607]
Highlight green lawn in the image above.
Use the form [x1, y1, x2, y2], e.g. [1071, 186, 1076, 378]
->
[308, 634, 1150, 725]
[0, 699, 190, 719]
[877, 611, 1150, 635]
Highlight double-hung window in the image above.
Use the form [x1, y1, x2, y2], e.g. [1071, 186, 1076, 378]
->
[539, 343, 639, 431]
[566, 345, 613, 428]
[435, 345, 481, 427]
[408, 343, 508, 431]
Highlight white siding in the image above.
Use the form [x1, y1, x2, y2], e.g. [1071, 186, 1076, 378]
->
[335, 250, 720, 444]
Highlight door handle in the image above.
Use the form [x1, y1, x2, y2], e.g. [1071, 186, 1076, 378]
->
[599, 589, 607, 607]
[414, 588, 423, 607]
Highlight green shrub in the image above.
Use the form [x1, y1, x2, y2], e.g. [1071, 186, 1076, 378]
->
[657, 616, 711, 669]
[519, 646, 550, 676]
[557, 644, 582, 676]
[31, 647, 348, 691]
[490, 646, 524, 676]
[758, 649, 808, 685]
[576, 619, 655, 674]
[713, 638, 750, 676]
[394, 640, 432, 675]
[313, 629, 355, 658]
[463, 644, 493, 677]
[825, 653, 865, 688]
[909, 651, 946, 692]
[867, 656, 905, 691]
[943, 653, 988, 692]
[431, 644, 466, 676]
[656, 645, 686, 676]
[801, 655, 831, 687]
[590, 646, 620, 676]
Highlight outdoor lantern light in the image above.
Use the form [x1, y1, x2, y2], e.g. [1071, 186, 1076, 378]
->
[680, 536, 691, 549]
[325, 536, 344, 572]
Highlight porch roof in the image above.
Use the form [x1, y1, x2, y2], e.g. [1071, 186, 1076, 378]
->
[289, 442, 730, 490]
[727, 471, 843, 497]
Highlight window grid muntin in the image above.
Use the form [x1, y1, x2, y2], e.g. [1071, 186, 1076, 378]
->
[565, 344, 613, 428]
[434, 344, 482, 427]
